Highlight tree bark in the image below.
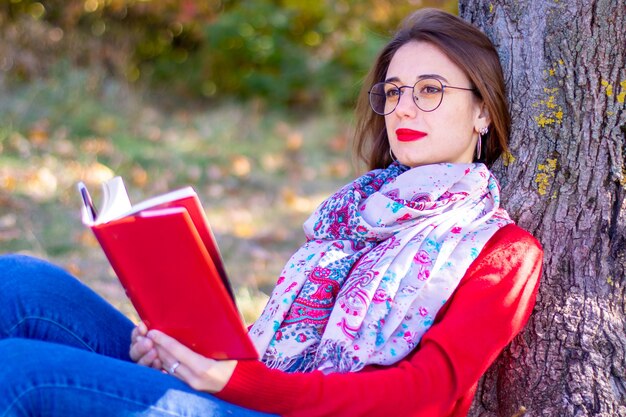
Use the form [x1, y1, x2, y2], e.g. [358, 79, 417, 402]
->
[458, 0, 626, 416]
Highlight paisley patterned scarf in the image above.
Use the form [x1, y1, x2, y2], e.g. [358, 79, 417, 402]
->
[249, 162, 512, 373]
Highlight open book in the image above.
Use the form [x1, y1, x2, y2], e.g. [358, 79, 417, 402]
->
[78, 177, 259, 360]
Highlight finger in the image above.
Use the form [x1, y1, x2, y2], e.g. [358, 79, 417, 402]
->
[153, 343, 178, 370]
[151, 358, 163, 370]
[147, 330, 232, 392]
[153, 346, 190, 383]
[153, 351, 201, 389]
[130, 322, 148, 343]
[136, 322, 148, 338]
[129, 335, 154, 363]
[147, 331, 204, 385]
[147, 330, 203, 364]
[163, 359, 194, 384]
[146, 333, 181, 373]
[136, 347, 158, 367]
[157, 354, 236, 393]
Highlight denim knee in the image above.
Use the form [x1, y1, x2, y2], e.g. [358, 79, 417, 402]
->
[0, 254, 134, 357]
[0, 338, 107, 414]
[0, 339, 278, 417]
[0, 338, 47, 398]
[0, 253, 74, 284]
[0, 254, 77, 311]
[0, 338, 33, 373]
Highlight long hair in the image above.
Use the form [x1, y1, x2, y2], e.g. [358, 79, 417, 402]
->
[354, 8, 510, 170]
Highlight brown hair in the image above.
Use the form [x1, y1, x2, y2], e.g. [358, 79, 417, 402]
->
[353, 8, 510, 169]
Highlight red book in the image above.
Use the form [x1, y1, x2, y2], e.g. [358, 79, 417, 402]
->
[78, 177, 259, 360]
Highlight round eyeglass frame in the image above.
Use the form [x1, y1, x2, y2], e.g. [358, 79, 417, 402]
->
[367, 78, 477, 116]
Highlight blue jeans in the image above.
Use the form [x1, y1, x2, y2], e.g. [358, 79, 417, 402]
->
[0, 254, 276, 417]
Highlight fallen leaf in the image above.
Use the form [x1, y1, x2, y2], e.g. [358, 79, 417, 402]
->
[231, 155, 251, 177]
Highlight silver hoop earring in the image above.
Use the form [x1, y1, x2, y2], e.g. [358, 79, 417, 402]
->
[389, 148, 397, 163]
[476, 126, 489, 160]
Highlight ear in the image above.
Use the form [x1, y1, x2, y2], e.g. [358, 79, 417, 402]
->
[474, 101, 491, 133]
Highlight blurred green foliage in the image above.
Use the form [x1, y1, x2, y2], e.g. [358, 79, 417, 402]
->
[1, 0, 457, 109]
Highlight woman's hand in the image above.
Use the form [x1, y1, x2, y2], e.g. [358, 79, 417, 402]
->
[147, 329, 238, 393]
[129, 322, 163, 370]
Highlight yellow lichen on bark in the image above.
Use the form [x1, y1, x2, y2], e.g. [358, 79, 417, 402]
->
[617, 80, 626, 104]
[502, 151, 516, 166]
[601, 79, 614, 97]
[533, 88, 563, 127]
[535, 158, 558, 196]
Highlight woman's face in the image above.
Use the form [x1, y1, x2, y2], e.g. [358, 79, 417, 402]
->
[384, 41, 489, 167]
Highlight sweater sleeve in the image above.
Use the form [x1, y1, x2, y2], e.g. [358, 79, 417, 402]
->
[216, 224, 543, 417]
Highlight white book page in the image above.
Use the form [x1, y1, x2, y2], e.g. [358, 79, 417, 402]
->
[79, 177, 197, 226]
[122, 186, 196, 218]
[96, 177, 133, 224]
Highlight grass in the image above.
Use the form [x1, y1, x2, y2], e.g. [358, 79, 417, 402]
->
[0, 65, 357, 323]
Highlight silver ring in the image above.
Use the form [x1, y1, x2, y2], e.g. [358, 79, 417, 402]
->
[169, 361, 180, 375]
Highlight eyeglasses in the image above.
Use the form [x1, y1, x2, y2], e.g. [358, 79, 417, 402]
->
[368, 78, 476, 115]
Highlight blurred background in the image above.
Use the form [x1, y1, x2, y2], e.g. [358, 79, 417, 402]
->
[0, 0, 457, 323]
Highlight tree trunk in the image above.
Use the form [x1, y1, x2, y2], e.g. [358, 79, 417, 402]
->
[458, 0, 626, 415]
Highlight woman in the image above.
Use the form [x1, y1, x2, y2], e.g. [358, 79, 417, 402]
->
[0, 8, 542, 417]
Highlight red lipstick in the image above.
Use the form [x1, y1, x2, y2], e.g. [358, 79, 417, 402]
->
[396, 128, 427, 142]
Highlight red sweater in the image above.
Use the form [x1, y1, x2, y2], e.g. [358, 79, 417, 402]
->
[217, 224, 543, 417]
